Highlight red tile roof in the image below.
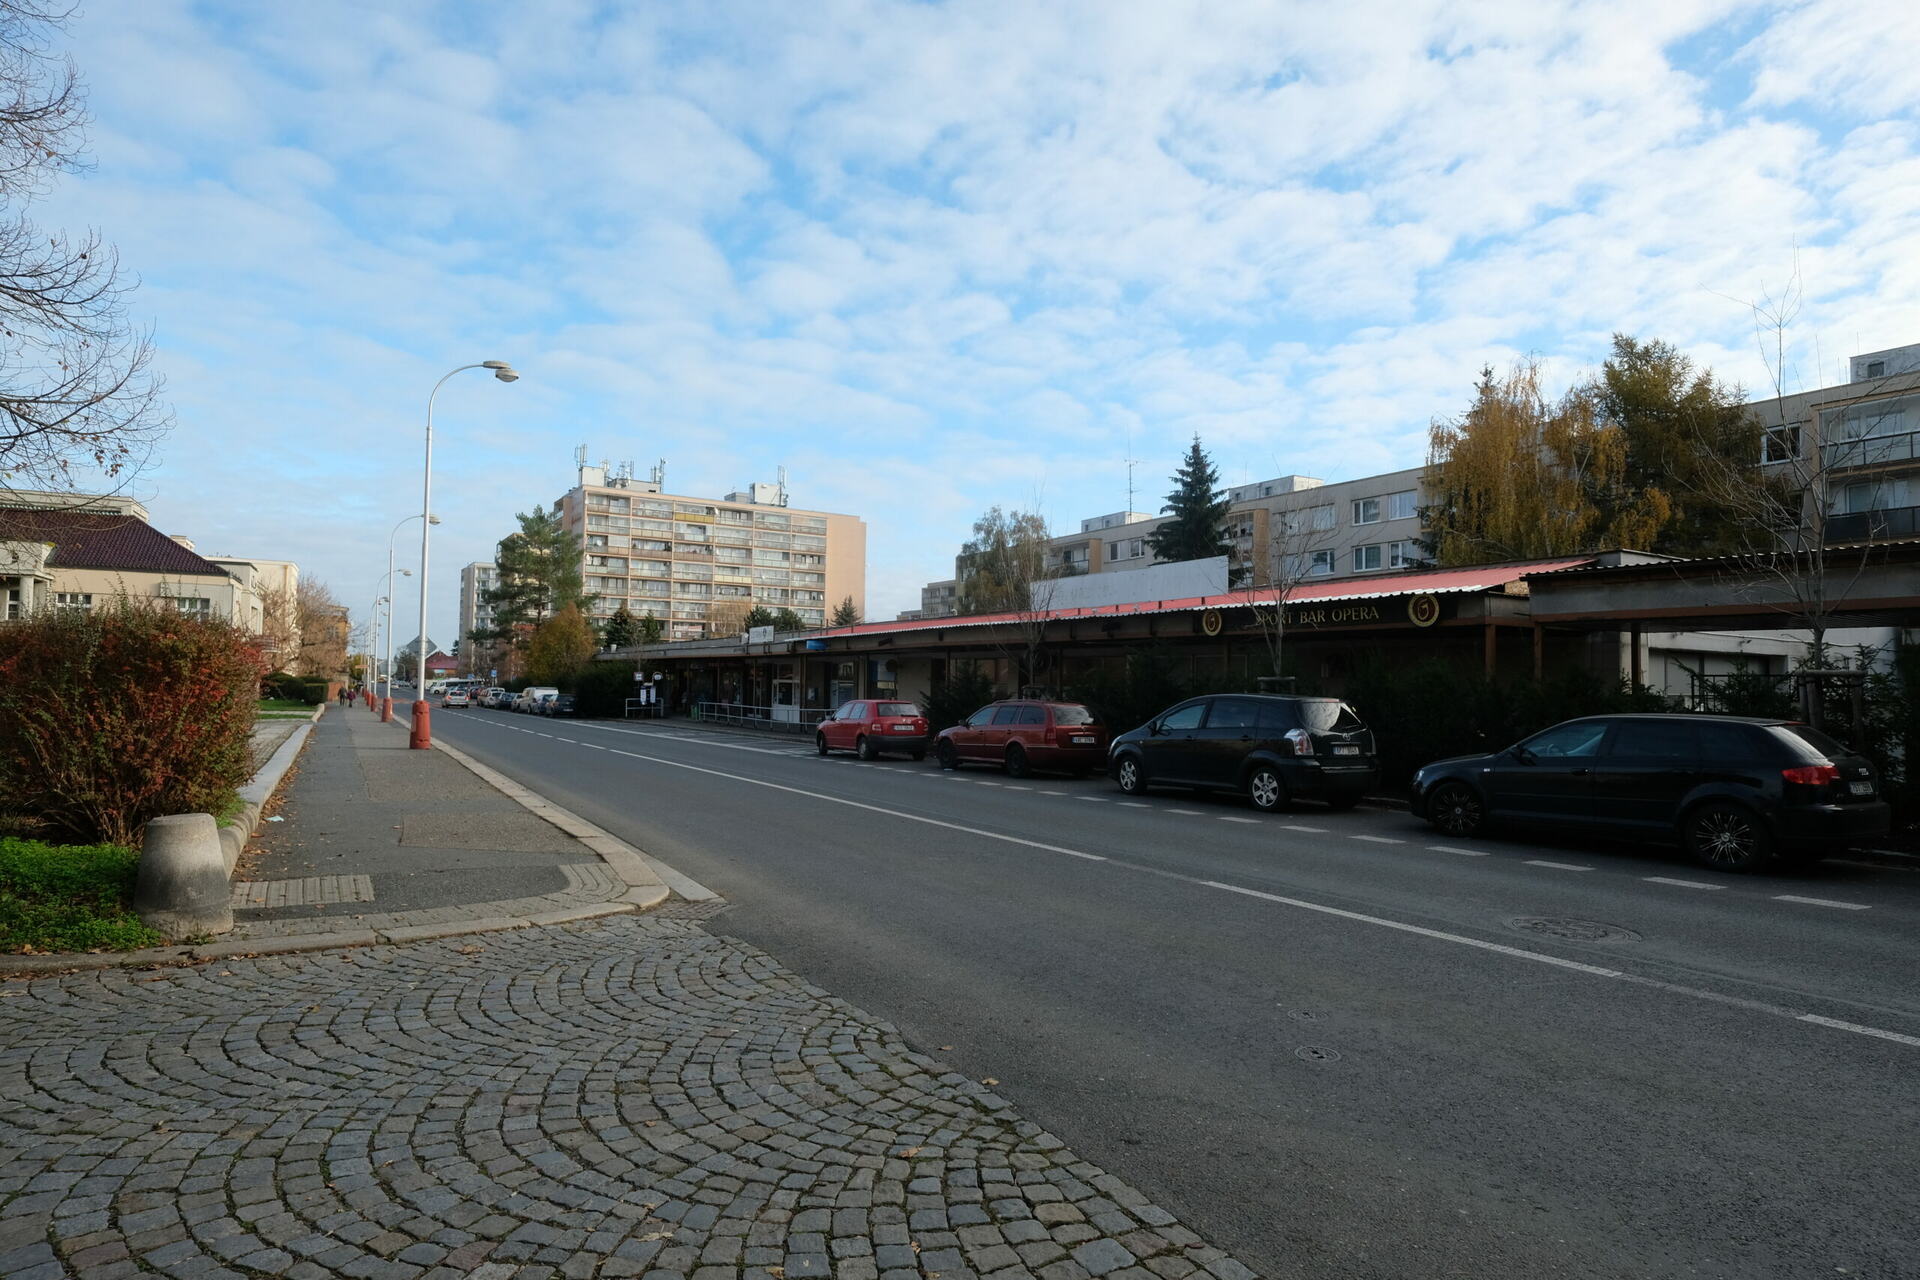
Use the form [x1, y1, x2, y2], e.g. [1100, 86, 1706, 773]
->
[0, 507, 232, 577]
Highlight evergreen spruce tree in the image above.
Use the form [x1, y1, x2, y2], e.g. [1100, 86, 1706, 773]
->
[831, 596, 861, 626]
[602, 602, 638, 648]
[1147, 436, 1232, 564]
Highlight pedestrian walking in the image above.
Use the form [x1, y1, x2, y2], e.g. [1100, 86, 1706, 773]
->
[338, 685, 352, 709]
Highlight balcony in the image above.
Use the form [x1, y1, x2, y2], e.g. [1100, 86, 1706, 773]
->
[1824, 428, 1918, 471]
[1825, 505, 1920, 543]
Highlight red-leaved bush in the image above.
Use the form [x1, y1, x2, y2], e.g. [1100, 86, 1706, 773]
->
[0, 603, 266, 845]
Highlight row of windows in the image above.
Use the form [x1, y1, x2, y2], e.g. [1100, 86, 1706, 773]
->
[1283, 540, 1420, 577]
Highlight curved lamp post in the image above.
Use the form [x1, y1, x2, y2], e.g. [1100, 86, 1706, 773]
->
[411, 360, 518, 749]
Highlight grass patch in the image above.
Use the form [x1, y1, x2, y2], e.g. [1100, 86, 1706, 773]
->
[257, 697, 311, 713]
[0, 836, 166, 952]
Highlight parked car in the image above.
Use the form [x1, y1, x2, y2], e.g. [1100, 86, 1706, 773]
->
[440, 687, 472, 707]
[539, 694, 578, 717]
[489, 689, 516, 709]
[478, 686, 507, 708]
[513, 686, 559, 713]
[1409, 714, 1890, 872]
[1107, 694, 1376, 812]
[935, 700, 1106, 776]
[818, 700, 930, 760]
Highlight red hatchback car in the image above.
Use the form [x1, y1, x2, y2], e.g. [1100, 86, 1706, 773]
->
[817, 700, 931, 760]
[935, 700, 1106, 777]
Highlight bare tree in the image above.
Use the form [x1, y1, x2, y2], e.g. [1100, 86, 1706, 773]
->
[0, 2, 168, 503]
[1243, 499, 1340, 685]
[1690, 269, 1905, 660]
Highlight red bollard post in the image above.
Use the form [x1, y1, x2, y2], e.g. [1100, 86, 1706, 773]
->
[409, 699, 431, 749]
[380, 696, 393, 722]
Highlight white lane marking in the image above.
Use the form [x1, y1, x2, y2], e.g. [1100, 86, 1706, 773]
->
[1797, 1014, 1920, 1047]
[582, 743, 606, 750]
[1774, 895, 1872, 911]
[1003, 786, 1032, 792]
[1077, 796, 1108, 802]
[598, 747, 1109, 862]
[1040, 790, 1068, 796]
[1219, 816, 1261, 824]
[976, 780, 1001, 786]
[1350, 835, 1403, 845]
[1645, 876, 1724, 890]
[1166, 808, 1204, 816]
[1427, 845, 1488, 856]
[1281, 824, 1327, 833]
[1526, 860, 1593, 872]
[570, 722, 812, 756]
[1119, 802, 1151, 809]
[1204, 881, 1623, 977]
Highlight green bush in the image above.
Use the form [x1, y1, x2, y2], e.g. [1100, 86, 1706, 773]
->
[0, 603, 265, 845]
[297, 677, 330, 705]
[566, 660, 638, 717]
[0, 835, 164, 952]
[1063, 647, 1202, 737]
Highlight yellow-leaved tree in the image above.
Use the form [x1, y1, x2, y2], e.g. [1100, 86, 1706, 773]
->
[1424, 359, 1670, 565]
[526, 603, 597, 686]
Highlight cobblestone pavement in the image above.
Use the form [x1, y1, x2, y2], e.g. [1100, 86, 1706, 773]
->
[0, 916, 1259, 1280]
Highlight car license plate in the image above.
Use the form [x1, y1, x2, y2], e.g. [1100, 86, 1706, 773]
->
[1072, 735, 1095, 745]
[1850, 780, 1873, 795]
[1334, 745, 1360, 756]
[891, 724, 914, 732]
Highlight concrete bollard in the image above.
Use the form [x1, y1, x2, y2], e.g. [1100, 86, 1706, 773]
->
[134, 814, 234, 938]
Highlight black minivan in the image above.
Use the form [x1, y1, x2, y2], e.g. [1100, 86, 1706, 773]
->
[1107, 694, 1379, 812]
[1409, 714, 1890, 872]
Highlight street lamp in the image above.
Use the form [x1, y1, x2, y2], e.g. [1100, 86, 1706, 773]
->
[376, 565, 413, 719]
[411, 360, 518, 749]
[382, 516, 436, 721]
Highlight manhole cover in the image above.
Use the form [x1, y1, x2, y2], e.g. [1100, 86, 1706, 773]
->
[1294, 1046, 1341, 1063]
[1507, 916, 1642, 943]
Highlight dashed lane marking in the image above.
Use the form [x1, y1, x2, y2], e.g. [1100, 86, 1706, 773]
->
[1281, 824, 1327, 833]
[1645, 876, 1725, 890]
[1526, 859, 1593, 872]
[1350, 835, 1404, 845]
[1040, 790, 1068, 796]
[1166, 809, 1204, 816]
[1774, 894, 1872, 910]
[1219, 816, 1261, 824]
[1427, 844, 1488, 856]
[1077, 796, 1108, 802]
[1119, 802, 1151, 809]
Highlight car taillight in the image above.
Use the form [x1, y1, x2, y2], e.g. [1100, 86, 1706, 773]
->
[1781, 763, 1840, 786]
[1284, 728, 1314, 756]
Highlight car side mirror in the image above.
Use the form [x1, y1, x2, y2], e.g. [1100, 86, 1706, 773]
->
[1148, 721, 1164, 737]
[1511, 745, 1535, 765]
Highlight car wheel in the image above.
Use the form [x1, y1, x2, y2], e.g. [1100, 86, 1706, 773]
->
[1005, 744, 1030, 778]
[910, 749, 927, 762]
[937, 740, 959, 770]
[1428, 782, 1485, 837]
[1247, 765, 1288, 813]
[1115, 754, 1147, 795]
[1684, 801, 1774, 872]
[816, 733, 830, 756]
[857, 735, 878, 761]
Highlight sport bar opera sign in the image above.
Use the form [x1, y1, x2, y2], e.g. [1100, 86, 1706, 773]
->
[1270, 592, 1446, 629]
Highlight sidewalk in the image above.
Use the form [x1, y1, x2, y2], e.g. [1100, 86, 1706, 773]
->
[225, 704, 648, 944]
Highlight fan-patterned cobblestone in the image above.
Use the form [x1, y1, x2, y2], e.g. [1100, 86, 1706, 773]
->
[0, 916, 1258, 1280]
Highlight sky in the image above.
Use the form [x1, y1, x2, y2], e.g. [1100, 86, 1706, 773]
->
[38, 0, 1920, 641]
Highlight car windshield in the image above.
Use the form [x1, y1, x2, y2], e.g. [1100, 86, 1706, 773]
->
[1052, 705, 1096, 725]
[1297, 701, 1364, 733]
[876, 702, 920, 717]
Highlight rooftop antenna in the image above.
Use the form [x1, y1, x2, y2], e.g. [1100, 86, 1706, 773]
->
[1124, 425, 1139, 515]
[776, 465, 790, 508]
[650, 458, 666, 488]
[573, 443, 588, 468]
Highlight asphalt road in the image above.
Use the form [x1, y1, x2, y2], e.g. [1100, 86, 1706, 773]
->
[425, 706, 1920, 1280]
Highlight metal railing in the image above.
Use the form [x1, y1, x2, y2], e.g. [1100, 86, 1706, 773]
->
[693, 701, 833, 732]
[1824, 427, 1917, 469]
[1825, 505, 1919, 543]
[623, 699, 667, 719]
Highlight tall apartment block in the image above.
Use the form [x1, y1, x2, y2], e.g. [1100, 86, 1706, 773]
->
[556, 461, 866, 642]
[458, 562, 498, 647]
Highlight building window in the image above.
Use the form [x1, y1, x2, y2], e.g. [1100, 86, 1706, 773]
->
[1286, 550, 1336, 578]
[1351, 498, 1381, 525]
[1106, 538, 1146, 562]
[1285, 505, 1335, 534]
[1866, 360, 1886, 378]
[54, 592, 93, 613]
[172, 597, 213, 618]
[1387, 540, 1419, 569]
[1352, 544, 1383, 572]
[1386, 490, 1418, 521]
[1763, 425, 1801, 463]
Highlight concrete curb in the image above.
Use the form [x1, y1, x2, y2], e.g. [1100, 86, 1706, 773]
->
[219, 710, 320, 874]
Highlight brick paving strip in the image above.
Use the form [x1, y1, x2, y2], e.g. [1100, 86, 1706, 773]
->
[0, 913, 1262, 1280]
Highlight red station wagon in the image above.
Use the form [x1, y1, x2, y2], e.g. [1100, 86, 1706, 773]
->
[817, 700, 931, 760]
[935, 700, 1106, 777]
